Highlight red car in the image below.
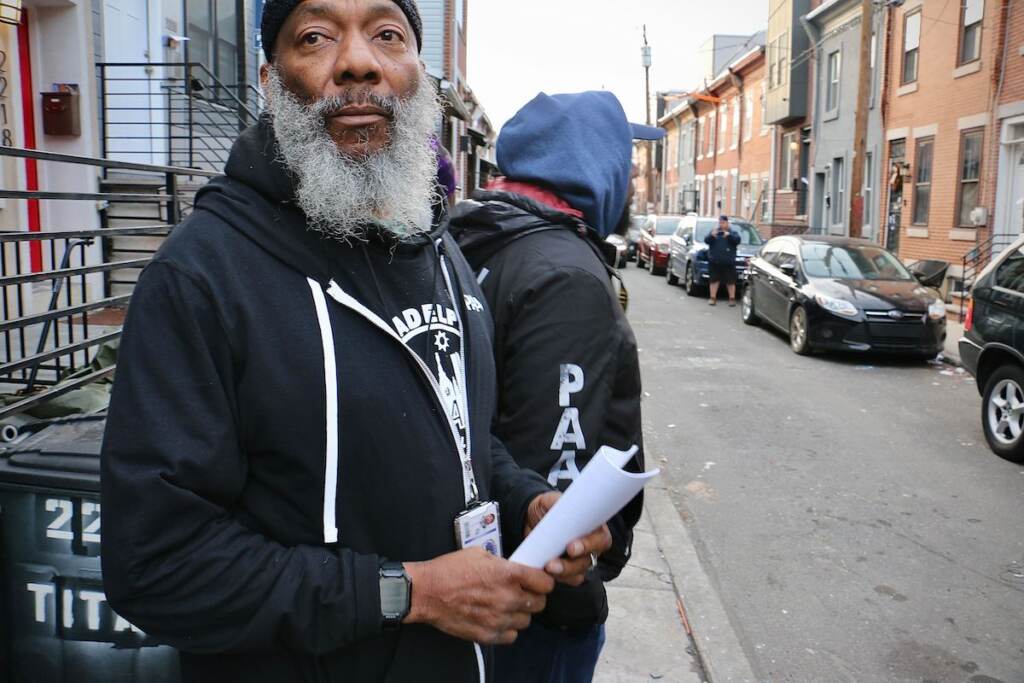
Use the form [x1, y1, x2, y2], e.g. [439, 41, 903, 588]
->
[638, 215, 683, 275]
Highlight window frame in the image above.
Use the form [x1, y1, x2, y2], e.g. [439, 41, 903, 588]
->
[732, 98, 741, 148]
[957, 0, 984, 67]
[912, 136, 934, 226]
[901, 11, 922, 85]
[831, 157, 846, 227]
[826, 49, 841, 114]
[863, 152, 873, 231]
[955, 128, 984, 228]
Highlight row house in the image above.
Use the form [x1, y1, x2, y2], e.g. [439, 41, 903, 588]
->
[882, 0, 1004, 287]
[804, 0, 886, 242]
[763, 0, 814, 236]
[691, 43, 771, 225]
[655, 35, 771, 228]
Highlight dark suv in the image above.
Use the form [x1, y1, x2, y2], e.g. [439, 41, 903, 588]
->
[959, 236, 1024, 462]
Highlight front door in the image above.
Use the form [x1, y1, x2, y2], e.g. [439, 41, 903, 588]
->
[103, 0, 153, 163]
[885, 139, 906, 254]
[1002, 141, 1024, 239]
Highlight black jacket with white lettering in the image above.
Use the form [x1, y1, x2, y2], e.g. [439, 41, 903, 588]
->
[99, 120, 551, 682]
[449, 191, 645, 630]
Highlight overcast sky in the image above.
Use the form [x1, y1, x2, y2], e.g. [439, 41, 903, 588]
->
[467, 0, 768, 132]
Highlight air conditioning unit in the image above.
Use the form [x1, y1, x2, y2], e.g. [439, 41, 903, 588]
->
[970, 206, 988, 227]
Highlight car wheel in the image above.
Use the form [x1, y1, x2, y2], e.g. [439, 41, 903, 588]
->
[649, 255, 659, 275]
[789, 306, 812, 355]
[741, 284, 759, 326]
[982, 364, 1024, 463]
[684, 264, 699, 297]
[667, 261, 679, 286]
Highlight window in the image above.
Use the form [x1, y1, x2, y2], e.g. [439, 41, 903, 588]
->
[957, 129, 983, 226]
[760, 83, 769, 135]
[761, 174, 770, 218]
[719, 106, 728, 152]
[959, 0, 983, 65]
[455, 0, 464, 30]
[768, 39, 777, 88]
[709, 113, 717, 156]
[781, 132, 800, 190]
[995, 249, 1024, 293]
[864, 153, 873, 229]
[188, 0, 239, 86]
[832, 157, 845, 226]
[732, 99, 741, 148]
[826, 50, 841, 113]
[912, 137, 934, 225]
[697, 118, 704, 158]
[741, 180, 751, 216]
[902, 12, 921, 84]
[744, 94, 754, 141]
[778, 32, 788, 86]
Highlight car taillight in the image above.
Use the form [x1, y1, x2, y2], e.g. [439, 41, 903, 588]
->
[964, 297, 974, 332]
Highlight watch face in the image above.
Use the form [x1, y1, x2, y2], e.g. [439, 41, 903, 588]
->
[380, 577, 409, 618]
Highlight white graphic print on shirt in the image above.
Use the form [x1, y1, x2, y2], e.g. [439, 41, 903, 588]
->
[390, 303, 470, 464]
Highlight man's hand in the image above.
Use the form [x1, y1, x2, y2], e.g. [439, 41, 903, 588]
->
[524, 491, 613, 587]
[404, 548, 554, 645]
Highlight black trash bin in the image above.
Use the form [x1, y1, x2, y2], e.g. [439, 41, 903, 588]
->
[907, 259, 950, 289]
[0, 416, 180, 683]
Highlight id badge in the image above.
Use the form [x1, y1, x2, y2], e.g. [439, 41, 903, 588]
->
[454, 501, 503, 557]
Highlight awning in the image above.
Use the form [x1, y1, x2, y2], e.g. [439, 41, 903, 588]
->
[440, 80, 471, 122]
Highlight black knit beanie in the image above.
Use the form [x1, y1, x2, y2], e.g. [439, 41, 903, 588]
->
[261, 0, 422, 61]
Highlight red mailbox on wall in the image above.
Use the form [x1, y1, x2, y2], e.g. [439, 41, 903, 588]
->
[41, 92, 80, 136]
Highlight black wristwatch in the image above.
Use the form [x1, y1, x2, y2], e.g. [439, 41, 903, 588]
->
[379, 562, 411, 628]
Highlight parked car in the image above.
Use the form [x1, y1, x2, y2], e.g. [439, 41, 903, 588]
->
[638, 215, 682, 275]
[666, 216, 764, 294]
[741, 235, 947, 358]
[606, 234, 628, 268]
[958, 235, 1024, 462]
[625, 215, 646, 262]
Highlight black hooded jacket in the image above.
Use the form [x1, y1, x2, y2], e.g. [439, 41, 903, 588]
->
[449, 191, 645, 630]
[99, 121, 550, 682]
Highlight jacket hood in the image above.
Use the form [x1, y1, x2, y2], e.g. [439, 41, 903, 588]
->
[496, 91, 633, 238]
[195, 118, 444, 284]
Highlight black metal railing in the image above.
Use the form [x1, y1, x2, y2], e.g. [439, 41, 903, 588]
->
[0, 147, 218, 420]
[958, 231, 1019, 321]
[97, 62, 260, 173]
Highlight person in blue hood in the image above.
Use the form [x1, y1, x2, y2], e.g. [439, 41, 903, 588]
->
[450, 92, 663, 683]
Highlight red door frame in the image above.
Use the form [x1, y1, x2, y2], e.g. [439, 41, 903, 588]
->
[17, 11, 41, 272]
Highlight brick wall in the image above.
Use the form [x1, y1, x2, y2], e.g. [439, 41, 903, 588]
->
[883, 0, 1000, 265]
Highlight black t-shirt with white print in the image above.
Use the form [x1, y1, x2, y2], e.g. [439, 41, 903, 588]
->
[332, 234, 472, 499]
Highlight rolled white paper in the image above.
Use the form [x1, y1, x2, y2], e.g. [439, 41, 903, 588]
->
[510, 445, 659, 569]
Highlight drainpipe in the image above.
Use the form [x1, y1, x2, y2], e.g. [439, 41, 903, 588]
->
[800, 14, 821, 232]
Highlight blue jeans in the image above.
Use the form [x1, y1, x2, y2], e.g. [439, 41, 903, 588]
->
[493, 621, 606, 683]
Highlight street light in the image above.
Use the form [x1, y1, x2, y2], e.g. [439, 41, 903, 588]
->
[641, 26, 654, 212]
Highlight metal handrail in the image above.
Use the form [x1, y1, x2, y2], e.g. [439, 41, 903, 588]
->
[0, 146, 220, 177]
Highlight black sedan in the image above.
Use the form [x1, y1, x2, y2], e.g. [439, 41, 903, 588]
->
[741, 235, 947, 358]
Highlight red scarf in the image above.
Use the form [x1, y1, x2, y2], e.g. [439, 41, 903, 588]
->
[485, 177, 584, 219]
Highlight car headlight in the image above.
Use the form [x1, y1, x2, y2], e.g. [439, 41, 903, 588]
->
[928, 299, 947, 321]
[657, 243, 670, 254]
[815, 293, 858, 318]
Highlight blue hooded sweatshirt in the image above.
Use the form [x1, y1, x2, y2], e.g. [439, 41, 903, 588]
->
[496, 91, 633, 238]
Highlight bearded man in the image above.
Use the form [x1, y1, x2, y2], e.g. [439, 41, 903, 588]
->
[99, 1, 610, 681]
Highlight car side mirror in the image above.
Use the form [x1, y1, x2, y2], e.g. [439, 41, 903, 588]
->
[780, 263, 797, 278]
[684, 235, 693, 245]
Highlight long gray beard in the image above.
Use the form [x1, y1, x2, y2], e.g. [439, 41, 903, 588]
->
[264, 68, 442, 242]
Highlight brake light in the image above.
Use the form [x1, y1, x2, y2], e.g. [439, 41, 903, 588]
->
[964, 297, 974, 332]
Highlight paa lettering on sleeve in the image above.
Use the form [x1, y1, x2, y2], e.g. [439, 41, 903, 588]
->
[548, 364, 586, 486]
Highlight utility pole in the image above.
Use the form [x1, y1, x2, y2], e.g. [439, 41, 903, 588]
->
[642, 26, 654, 212]
[848, 0, 874, 239]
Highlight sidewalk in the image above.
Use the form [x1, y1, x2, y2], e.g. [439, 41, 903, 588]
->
[595, 508, 705, 682]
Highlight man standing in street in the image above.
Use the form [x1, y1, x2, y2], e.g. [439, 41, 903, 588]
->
[705, 215, 742, 306]
[100, 2, 610, 681]
[450, 91, 653, 683]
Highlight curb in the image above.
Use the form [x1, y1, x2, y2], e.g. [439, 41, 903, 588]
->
[644, 485, 760, 683]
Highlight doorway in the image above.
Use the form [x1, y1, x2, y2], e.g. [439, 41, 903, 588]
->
[885, 138, 906, 254]
[102, 0, 154, 163]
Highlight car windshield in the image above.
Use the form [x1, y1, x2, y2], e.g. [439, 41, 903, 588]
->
[653, 217, 681, 235]
[800, 243, 914, 281]
[694, 220, 764, 245]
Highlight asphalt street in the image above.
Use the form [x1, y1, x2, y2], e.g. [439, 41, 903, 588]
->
[621, 263, 1024, 683]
